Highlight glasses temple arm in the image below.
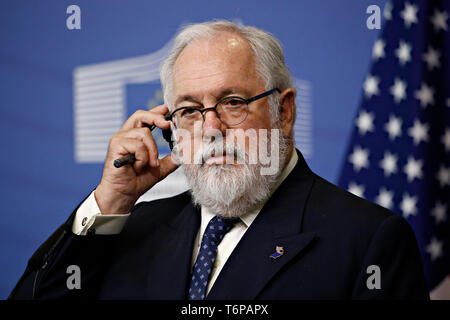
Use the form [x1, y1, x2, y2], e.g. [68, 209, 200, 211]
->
[245, 88, 281, 103]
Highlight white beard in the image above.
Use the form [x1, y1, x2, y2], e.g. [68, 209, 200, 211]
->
[180, 130, 289, 218]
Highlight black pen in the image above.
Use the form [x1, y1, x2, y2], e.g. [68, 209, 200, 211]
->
[113, 124, 157, 168]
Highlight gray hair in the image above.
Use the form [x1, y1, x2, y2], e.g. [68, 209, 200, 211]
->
[160, 20, 295, 123]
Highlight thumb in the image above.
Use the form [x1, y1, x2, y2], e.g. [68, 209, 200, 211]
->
[158, 153, 180, 180]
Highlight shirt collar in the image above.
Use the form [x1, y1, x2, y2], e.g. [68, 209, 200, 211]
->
[201, 149, 298, 228]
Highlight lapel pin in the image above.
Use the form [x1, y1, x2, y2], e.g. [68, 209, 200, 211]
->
[269, 246, 285, 259]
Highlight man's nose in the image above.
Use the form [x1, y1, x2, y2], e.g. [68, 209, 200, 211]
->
[202, 109, 226, 138]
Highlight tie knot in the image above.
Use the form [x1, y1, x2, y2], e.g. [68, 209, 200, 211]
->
[203, 216, 240, 244]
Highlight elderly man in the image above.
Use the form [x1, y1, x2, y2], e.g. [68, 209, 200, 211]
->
[10, 20, 428, 300]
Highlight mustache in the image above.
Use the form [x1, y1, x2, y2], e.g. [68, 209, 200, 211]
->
[193, 141, 247, 165]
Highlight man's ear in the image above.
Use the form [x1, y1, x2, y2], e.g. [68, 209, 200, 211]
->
[279, 88, 296, 137]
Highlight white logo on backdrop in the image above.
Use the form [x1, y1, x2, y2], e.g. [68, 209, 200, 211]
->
[73, 39, 174, 163]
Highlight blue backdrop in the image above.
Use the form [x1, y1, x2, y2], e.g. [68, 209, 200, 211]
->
[0, 0, 386, 298]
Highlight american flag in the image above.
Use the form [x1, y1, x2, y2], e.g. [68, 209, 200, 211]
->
[338, 0, 449, 296]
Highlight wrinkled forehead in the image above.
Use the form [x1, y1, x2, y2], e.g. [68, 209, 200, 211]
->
[172, 32, 261, 94]
[176, 31, 255, 66]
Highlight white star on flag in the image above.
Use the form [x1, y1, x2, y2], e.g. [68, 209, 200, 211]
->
[384, 1, 393, 21]
[349, 146, 370, 172]
[379, 151, 398, 177]
[355, 110, 375, 135]
[431, 202, 447, 224]
[384, 114, 402, 140]
[375, 187, 394, 209]
[395, 40, 412, 66]
[423, 47, 441, 70]
[430, 10, 448, 32]
[408, 119, 429, 145]
[442, 128, 450, 152]
[400, 2, 419, 28]
[426, 237, 443, 261]
[414, 83, 435, 108]
[400, 193, 418, 218]
[348, 181, 365, 198]
[363, 74, 380, 99]
[372, 39, 386, 61]
[436, 166, 450, 187]
[383, 1, 393, 20]
[404, 156, 423, 182]
[390, 78, 408, 103]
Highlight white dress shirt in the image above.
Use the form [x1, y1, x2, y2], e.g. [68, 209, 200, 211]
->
[73, 151, 298, 295]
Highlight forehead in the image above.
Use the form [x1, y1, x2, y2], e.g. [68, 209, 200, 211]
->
[172, 32, 264, 100]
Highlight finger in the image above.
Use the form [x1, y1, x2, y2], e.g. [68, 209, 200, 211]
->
[111, 137, 150, 173]
[150, 104, 169, 114]
[121, 106, 170, 131]
[116, 127, 159, 167]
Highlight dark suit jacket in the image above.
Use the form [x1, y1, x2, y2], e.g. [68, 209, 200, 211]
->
[10, 150, 429, 299]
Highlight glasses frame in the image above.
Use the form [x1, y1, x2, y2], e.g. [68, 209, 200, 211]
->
[165, 88, 281, 128]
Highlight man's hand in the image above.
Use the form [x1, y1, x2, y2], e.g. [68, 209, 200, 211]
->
[94, 105, 178, 214]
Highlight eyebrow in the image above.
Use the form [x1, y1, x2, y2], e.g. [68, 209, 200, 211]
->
[174, 95, 199, 107]
[174, 87, 252, 107]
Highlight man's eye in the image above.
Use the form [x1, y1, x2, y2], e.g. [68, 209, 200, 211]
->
[180, 108, 199, 117]
[223, 98, 245, 108]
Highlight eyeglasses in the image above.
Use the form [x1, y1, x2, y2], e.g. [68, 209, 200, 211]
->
[165, 88, 280, 130]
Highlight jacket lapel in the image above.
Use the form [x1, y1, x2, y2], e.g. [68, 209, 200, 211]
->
[207, 151, 318, 299]
[145, 200, 200, 299]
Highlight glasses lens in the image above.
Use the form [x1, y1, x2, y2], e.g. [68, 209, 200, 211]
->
[216, 97, 248, 126]
[173, 108, 203, 129]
